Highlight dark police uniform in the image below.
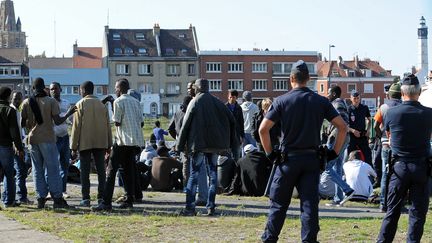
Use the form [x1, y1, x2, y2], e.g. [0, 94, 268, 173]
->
[377, 75, 432, 243]
[261, 72, 339, 242]
[347, 96, 372, 164]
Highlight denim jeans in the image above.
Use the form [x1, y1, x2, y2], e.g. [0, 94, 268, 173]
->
[380, 145, 391, 209]
[325, 139, 352, 203]
[28, 143, 62, 199]
[0, 146, 17, 205]
[197, 161, 209, 202]
[14, 149, 30, 201]
[185, 152, 217, 211]
[56, 135, 70, 193]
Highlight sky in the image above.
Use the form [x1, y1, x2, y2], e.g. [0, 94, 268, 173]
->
[14, 0, 431, 77]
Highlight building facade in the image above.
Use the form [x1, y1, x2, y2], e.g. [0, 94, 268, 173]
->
[0, 0, 25, 48]
[103, 24, 199, 116]
[199, 50, 320, 102]
[316, 56, 394, 111]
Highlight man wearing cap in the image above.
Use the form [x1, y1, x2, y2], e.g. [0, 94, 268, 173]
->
[241, 90, 259, 149]
[373, 82, 402, 212]
[260, 60, 347, 242]
[177, 78, 237, 216]
[347, 90, 372, 165]
[377, 74, 432, 242]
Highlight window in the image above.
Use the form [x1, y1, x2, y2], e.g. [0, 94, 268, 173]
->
[228, 62, 243, 73]
[362, 69, 372, 77]
[331, 71, 341, 77]
[228, 79, 244, 91]
[252, 79, 267, 91]
[139, 83, 153, 94]
[95, 86, 103, 95]
[63, 86, 72, 95]
[166, 64, 180, 76]
[165, 48, 175, 56]
[116, 64, 130, 75]
[124, 47, 133, 55]
[361, 98, 376, 110]
[10, 67, 20, 76]
[206, 62, 221, 73]
[348, 70, 356, 77]
[273, 79, 288, 91]
[135, 33, 145, 40]
[384, 83, 391, 91]
[252, 62, 267, 73]
[138, 64, 152, 75]
[72, 86, 80, 95]
[347, 83, 357, 93]
[138, 48, 147, 55]
[178, 34, 186, 38]
[307, 63, 316, 74]
[114, 48, 122, 55]
[113, 33, 121, 40]
[181, 49, 188, 55]
[0, 67, 8, 75]
[364, 83, 373, 93]
[15, 38, 20, 47]
[319, 83, 324, 93]
[166, 83, 181, 94]
[209, 80, 222, 91]
[272, 63, 292, 74]
[188, 64, 195, 75]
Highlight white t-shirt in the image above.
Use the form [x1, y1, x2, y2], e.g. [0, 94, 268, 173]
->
[343, 159, 377, 198]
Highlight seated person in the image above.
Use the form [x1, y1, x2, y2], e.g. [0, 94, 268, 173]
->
[156, 140, 170, 157]
[343, 150, 377, 201]
[225, 144, 271, 196]
[150, 156, 182, 192]
[319, 170, 336, 200]
[140, 144, 158, 166]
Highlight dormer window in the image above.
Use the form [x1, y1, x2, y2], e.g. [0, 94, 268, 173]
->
[178, 34, 186, 38]
[124, 47, 133, 55]
[135, 33, 145, 40]
[181, 49, 187, 55]
[138, 48, 147, 55]
[165, 48, 175, 56]
[114, 48, 122, 55]
[113, 33, 121, 40]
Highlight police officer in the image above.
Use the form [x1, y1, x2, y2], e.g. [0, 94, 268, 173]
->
[377, 74, 432, 242]
[260, 60, 348, 242]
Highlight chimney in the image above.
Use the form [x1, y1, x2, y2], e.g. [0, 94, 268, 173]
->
[104, 25, 109, 34]
[73, 40, 78, 56]
[354, 55, 359, 68]
[337, 56, 343, 67]
[153, 23, 160, 36]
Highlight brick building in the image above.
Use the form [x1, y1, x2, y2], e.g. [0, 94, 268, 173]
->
[199, 50, 320, 102]
[316, 56, 395, 111]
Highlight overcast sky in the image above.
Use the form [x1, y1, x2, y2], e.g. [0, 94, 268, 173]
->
[14, 0, 431, 76]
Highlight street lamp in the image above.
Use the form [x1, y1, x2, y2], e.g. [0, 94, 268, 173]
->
[328, 44, 335, 91]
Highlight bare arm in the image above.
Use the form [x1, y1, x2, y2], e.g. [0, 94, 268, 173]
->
[329, 115, 348, 154]
[53, 105, 76, 125]
[259, 118, 275, 154]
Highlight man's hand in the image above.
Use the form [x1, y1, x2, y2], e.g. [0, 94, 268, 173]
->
[351, 128, 361, 138]
[66, 105, 77, 117]
[266, 149, 281, 163]
[71, 150, 78, 160]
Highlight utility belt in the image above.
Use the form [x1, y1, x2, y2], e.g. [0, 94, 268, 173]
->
[280, 149, 318, 162]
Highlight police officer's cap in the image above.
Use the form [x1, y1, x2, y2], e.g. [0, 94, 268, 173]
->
[290, 60, 309, 76]
[401, 74, 419, 86]
[350, 89, 360, 97]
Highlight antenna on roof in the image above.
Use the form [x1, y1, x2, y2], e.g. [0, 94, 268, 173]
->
[53, 15, 56, 57]
[107, 8, 110, 26]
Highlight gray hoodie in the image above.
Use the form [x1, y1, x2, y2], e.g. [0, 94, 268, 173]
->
[241, 101, 259, 133]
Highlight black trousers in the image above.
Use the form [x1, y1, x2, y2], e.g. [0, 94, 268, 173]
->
[79, 149, 106, 201]
[103, 145, 138, 205]
[348, 135, 372, 165]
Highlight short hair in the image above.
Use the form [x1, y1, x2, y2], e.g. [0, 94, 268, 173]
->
[33, 77, 45, 91]
[155, 120, 161, 127]
[329, 86, 342, 97]
[0, 86, 12, 100]
[116, 78, 130, 92]
[12, 91, 22, 98]
[261, 98, 272, 111]
[81, 81, 94, 94]
[401, 84, 421, 97]
[193, 79, 209, 93]
[228, 90, 238, 97]
[348, 150, 362, 161]
[291, 71, 310, 83]
[51, 81, 61, 90]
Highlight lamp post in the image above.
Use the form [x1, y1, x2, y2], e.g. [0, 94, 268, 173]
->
[328, 44, 335, 92]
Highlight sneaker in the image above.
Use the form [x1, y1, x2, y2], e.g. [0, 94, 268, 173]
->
[4, 201, 21, 208]
[339, 190, 355, 206]
[179, 208, 196, 216]
[204, 208, 215, 216]
[18, 198, 34, 205]
[92, 203, 112, 212]
[118, 202, 133, 209]
[115, 195, 127, 204]
[325, 201, 340, 207]
[195, 200, 206, 206]
[53, 198, 73, 209]
[46, 194, 52, 200]
[79, 199, 91, 207]
[37, 198, 46, 209]
[63, 192, 70, 199]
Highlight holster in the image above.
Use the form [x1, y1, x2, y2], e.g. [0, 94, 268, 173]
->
[318, 145, 327, 172]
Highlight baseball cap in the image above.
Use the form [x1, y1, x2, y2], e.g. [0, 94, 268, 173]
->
[290, 60, 309, 76]
[350, 90, 360, 97]
[244, 144, 257, 154]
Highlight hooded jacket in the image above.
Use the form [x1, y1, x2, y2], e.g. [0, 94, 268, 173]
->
[241, 101, 259, 133]
[178, 92, 237, 153]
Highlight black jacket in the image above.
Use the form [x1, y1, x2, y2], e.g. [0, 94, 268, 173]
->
[0, 101, 23, 151]
[226, 102, 244, 143]
[237, 151, 271, 196]
[178, 92, 237, 153]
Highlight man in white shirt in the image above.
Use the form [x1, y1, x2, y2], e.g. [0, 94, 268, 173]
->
[343, 150, 377, 201]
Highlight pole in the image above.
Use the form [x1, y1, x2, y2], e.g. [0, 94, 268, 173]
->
[328, 44, 335, 91]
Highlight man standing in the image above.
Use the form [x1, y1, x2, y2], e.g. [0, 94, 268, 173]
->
[21, 77, 75, 209]
[226, 89, 244, 162]
[241, 90, 259, 147]
[324, 86, 354, 207]
[260, 61, 347, 242]
[10, 91, 31, 205]
[0, 87, 24, 207]
[49, 82, 71, 198]
[347, 90, 372, 165]
[178, 79, 237, 216]
[70, 81, 112, 207]
[93, 78, 144, 211]
[377, 75, 432, 242]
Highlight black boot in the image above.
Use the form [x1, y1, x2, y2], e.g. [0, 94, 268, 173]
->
[53, 198, 72, 209]
[37, 198, 46, 209]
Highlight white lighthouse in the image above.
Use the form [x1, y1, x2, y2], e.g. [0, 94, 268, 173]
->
[417, 16, 429, 85]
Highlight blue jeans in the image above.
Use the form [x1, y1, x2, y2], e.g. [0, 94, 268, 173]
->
[325, 140, 352, 203]
[14, 148, 30, 201]
[0, 146, 17, 205]
[380, 145, 391, 209]
[56, 135, 70, 193]
[29, 143, 63, 199]
[185, 152, 217, 211]
[197, 161, 209, 202]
